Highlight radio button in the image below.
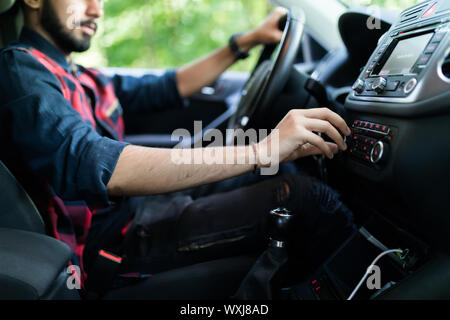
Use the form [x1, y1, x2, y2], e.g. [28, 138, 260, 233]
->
[352, 79, 365, 94]
[412, 65, 426, 74]
[432, 32, 446, 42]
[372, 77, 387, 93]
[417, 54, 431, 65]
[370, 141, 388, 164]
[425, 43, 439, 54]
[386, 81, 400, 91]
[404, 78, 417, 94]
[368, 61, 377, 70]
[378, 44, 388, 53]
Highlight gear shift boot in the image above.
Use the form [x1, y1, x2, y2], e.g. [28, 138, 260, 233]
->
[233, 208, 296, 300]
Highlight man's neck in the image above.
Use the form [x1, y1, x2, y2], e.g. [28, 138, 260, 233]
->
[25, 24, 71, 62]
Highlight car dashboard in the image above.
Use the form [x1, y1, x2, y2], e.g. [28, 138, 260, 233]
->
[287, 0, 450, 300]
[341, 0, 450, 249]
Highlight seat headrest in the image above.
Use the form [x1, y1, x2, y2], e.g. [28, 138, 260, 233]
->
[0, 0, 16, 14]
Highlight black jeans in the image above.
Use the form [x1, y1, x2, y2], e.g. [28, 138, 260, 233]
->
[87, 165, 355, 298]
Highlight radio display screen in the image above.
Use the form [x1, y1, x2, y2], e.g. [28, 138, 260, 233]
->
[378, 33, 433, 76]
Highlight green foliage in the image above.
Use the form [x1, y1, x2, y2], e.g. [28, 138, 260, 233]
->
[75, 0, 420, 70]
[342, 0, 420, 10]
[75, 0, 272, 71]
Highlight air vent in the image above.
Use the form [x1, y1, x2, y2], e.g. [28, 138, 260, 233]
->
[399, 2, 431, 24]
[441, 53, 450, 79]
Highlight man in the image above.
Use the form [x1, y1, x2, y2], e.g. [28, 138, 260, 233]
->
[0, 0, 354, 299]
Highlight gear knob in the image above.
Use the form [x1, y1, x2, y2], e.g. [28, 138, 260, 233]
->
[268, 208, 297, 246]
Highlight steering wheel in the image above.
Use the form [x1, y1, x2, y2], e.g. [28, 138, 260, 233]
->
[227, 10, 305, 143]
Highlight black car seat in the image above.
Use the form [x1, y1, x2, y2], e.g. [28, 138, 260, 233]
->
[0, 161, 45, 234]
[0, 0, 23, 48]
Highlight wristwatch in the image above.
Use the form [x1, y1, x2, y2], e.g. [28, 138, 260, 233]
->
[229, 33, 250, 61]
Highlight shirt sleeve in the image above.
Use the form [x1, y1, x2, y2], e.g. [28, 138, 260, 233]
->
[0, 49, 129, 207]
[111, 70, 184, 114]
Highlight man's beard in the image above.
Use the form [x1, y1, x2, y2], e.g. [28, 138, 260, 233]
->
[41, 0, 94, 53]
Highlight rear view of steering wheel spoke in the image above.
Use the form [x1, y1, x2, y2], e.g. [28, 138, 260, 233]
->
[228, 9, 306, 132]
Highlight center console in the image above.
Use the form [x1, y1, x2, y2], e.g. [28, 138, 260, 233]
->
[286, 1, 450, 300]
[344, 0, 450, 171]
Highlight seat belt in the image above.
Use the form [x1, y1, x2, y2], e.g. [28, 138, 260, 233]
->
[85, 250, 123, 293]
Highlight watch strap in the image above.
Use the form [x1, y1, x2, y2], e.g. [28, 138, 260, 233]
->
[229, 33, 250, 60]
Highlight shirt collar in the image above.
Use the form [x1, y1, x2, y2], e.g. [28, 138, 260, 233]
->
[19, 27, 72, 72]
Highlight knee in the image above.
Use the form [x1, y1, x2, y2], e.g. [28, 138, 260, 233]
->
[276, 173, 353, 222]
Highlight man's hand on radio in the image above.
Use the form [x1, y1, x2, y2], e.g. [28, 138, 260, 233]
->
[258, 108, 351, 165]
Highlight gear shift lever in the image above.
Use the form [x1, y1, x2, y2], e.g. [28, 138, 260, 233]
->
[234, 208, 297, 300]
[268, 208, 297, 248]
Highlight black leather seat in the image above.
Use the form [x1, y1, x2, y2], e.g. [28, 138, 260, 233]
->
[0, 0, 22, 48]
[0, 160, 81, 300]
[0, 161, 80, 300]
[0, 161, 45, 234]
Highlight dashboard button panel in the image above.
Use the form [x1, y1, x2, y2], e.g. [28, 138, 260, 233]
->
[347, 120, 392, 166]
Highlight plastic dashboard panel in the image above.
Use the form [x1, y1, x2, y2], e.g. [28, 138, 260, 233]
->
[337, 0, 450, 253]
[346, 17, 450, 117]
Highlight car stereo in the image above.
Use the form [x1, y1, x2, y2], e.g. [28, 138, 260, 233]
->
[350, 0, 450, 103]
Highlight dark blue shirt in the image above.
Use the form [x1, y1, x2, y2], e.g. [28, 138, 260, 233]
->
[0, 28, 183, 207]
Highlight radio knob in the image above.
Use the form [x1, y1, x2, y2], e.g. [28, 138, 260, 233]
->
[372, 77, 387, 94]
[370, 141, 389, 164]
[352, 79, 365, 94]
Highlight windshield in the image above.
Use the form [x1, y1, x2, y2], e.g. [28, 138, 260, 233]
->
[339, 0, 422, 10]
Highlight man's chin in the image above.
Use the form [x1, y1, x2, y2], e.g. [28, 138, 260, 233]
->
[73, 42, 92, 53]
[69, 33, 93, 52]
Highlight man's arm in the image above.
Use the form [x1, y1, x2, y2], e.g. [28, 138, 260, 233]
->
[175, 8, 286, 99]
[107, 145, 254, 196]
[107, 108, 352, 197]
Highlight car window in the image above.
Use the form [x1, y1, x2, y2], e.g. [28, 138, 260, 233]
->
[339, 0, 421, 10]
[74, 0, 272, 72]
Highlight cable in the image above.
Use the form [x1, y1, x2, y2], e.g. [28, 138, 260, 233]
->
[347, 249, 403, 300]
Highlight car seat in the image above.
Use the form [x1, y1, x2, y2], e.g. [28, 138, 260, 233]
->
[0, 0, 23, 49]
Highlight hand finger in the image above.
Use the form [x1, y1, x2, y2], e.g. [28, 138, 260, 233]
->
[305, 118, 347, 151]
[285, 142, 338, 162]
[303, 108, 351, 137]
[300, 142, 339, 157]
[300, 130, 334, 159]
[270, 30, 284, 42]
[274, 7, 288, 16]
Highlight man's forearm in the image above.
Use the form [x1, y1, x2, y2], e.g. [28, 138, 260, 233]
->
[107, 145, 255, 197]
[176, 33, 257, 98]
